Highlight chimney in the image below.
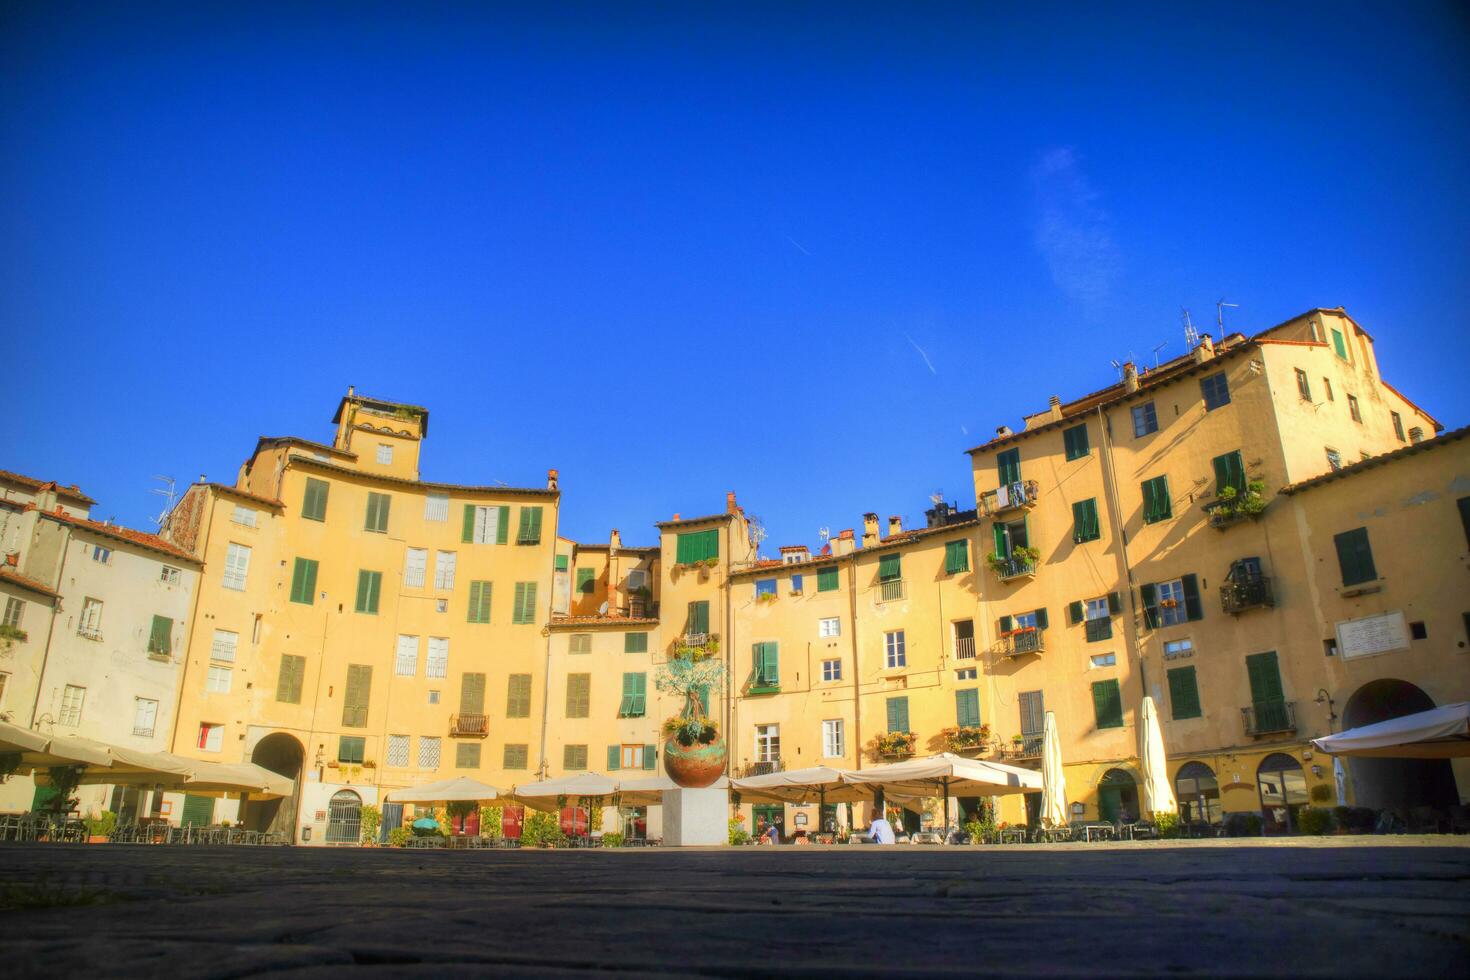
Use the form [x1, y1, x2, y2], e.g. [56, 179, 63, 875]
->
[995, 425, 1013, 438]
[671, 513, 680, 522]
[887, 515, 903, 536]
[198, 474, 207, 484]
[1048, 395, 1064, 421]
[861, 512, 880, 547]
[1123, 362, 1139, 393]
[609, 528, 622, 552]
[347, 385, 355, 397]
[34, 484, 58, 515]
[726, 491, 739, 514]
[547, 468, 559, 491]
[1193, 333, 1216, 364]
[831, 529, 856, 556]
[925, 500, 950, 528]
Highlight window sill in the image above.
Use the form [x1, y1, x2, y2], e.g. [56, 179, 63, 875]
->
[1339, 581, 1383, 598]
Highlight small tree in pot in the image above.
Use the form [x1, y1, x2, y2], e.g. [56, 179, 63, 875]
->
[656, 653, 727, 787]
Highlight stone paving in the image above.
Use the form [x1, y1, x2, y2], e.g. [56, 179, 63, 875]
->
[2, 837, 1468, 977]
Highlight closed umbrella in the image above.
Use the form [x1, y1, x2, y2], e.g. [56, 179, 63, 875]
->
[1040, 711, 1068, 828]
[1139, 696, 1177, 817]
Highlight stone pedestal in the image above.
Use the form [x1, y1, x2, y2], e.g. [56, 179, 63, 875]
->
[661, 787, 727, 846]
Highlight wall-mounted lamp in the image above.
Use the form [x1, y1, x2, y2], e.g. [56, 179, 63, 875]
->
[1314, 688, 1338, 724]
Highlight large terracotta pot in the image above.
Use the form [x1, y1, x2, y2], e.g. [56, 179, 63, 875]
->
[663, 735, 727, 788]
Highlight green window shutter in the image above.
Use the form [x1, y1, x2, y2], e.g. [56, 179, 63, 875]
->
[566, 673, 590, 718]
[886, 696, 910, 733]
[607, 745, 621, 771]
[1212, 451, 1246, 496]
[633, 673, 646, 714]
[339, 736, 366, 764]
[512, 582, 538, 624]
[1091, 679, 1123, 729]
[302, 478, 329, 522]
[1331, 328, 1348, 359]
[998, 614, 1013, 633]
[355, 570, 381, 614]
[1063, 423, 1089, 460]
[1168, 666, 1202, 720]
[506, 674, 530, 718]
[516, 506, 543, 544]
[955, 689, 981, 727]
[642, 745, 657, 770]
[148, 615, 172, 654]
[342, 664, 372, 727]
[1072, 498, 1099, 542]
[467, 581, 491, 623]
[461, 504, 476, 543]
[180, 794, 215, 828]
[496, 506, 510, 544]
[1333, 527, 1377, 586]
[1246, 651, 1284, 704]
[277, 654, 305, 703]
[1087, 615, 1113, 642]
[1182, 574, 1203, 621]
[1034, 607, 1049, 630]
[1067, 600, 1084, 626]
[1142, 476, 1172, 523]
[996, 448, 1021, 486]
[676, 532, 694, 564]
[625, 632, 648, 653]
[459, 672, 486, 714]
[1140, 583, 1159, 630]
[687, 601, 709, 635]
[878, 553, 901, 581]
[817, 566, 839, 591]
[365, 492, 390, 532]
[576, 568, 595, 593]
[1107, 592, 1121, 615]
[944, 540, 969, 574]
[555, 554, 569, 572]
[290, 558, 318, 605]
[992, 522, 1008, 558]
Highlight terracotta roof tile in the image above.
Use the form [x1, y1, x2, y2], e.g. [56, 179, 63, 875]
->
[1280, 424, 1467, 496]
[38, 509, 202, 565]
[287, 457, 557, 498]
[0, 469, 96, 505]
[0, 567, 60, 600]
[208, 483, 285, 508]
[654, 512, 735, 529]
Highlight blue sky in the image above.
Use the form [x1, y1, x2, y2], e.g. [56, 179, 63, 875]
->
[3, 3, 1468, 548]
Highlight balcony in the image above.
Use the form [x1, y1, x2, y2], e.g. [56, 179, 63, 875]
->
[877, 578, 906, 603]
[988, 555, 1037, 582]
[746, 668, 781, 695]
[979, 480, 1040, 518]
[954, 635, 977, 660]
[739, 759, 784, 777]
[1221, 575, 1275, 615]
[1000, 734, 1044, 761]
[1242, 700, 1296, 736]
[77, 624, 103, 642]
[996, 627, 1044, 658]
[449, 713, 489, 738]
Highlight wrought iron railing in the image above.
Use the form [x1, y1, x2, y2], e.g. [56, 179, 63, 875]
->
[77, 624, 103, 641]
[1242, 700, 1295, 736]
[1221, 575, 1274, 614]
[1002, 734, 1044, 760]
[954, 635, 977, 660]
[878, 579, 906, 602]
[991, 556, 1037, 581]
[449, 713, 489, 737]
[979, 480, 1040, 518]
[997, 627, 1045, 657]
[740, 759, 784, 777]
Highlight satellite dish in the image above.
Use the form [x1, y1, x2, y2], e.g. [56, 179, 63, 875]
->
[598, 601, 609, 616]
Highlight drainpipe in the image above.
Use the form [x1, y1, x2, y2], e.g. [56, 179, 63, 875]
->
[723, 523, 735, 777]
[27, 521, 73, 731]
[1096, 405, 1146, 701]
[845, 557, 862, 772]
[166, 489, 216, 756]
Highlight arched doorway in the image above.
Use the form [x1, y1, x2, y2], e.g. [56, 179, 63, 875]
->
[1174, 761, 1221, 826]
[326, 789, 362, 844]
[1342, 679, 1457, 813]
[247, 733, 304, 838]
[1257, 753, 1307, 835]
[1097, 769, 1139, 823]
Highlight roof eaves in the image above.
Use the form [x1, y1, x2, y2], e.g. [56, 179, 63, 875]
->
[1279, 424, 1469, 496]
[286, 456, 559, 498]
[0, 568, 60, 600]
[653, 512, 735, 529]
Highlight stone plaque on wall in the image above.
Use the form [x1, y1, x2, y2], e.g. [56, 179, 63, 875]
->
[1336, 611, 1408, 661]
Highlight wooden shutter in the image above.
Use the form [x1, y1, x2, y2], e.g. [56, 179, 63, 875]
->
[687, 601, 709, 635]
[1107, 592, 1121, 615]
[998, 614, 1013, 633]
[945, 540, 968, 574]
[1018, 691, 1044, 735]
[1067, 600, 1083, 625]
[1091, 680, 1123, 729]
[342, 664, 372, 727]
[462, 505, 476, 542]
[1064, 424, 1088, 460]
[566, 674, 589, 718]
[1246, 651, 1284, 705]
[878, 553, 901, 581]
[642, 745, 657, 770]
[1140, 583, 1159, 629]
[955, 689, 981, 727]
[606, 745, 621, 770]
[632, 673, 646, 715]
[460, 672, 486, 714]
[517, 506, 543, 544]
[290, 558, 317, 604]
[886, 696, 910, 733]
[355, 570, 380, 614]
[468, 581, 491, 623]
[818, 566, 839, 591]
[148, 615, 172, 654]
[277, 655, 305, 703]
[180, 794, 215, 828]
[303, 478, 329, 521]
[992, 523, 1008, 558]
[507, 674, 531, 718]
[1033, 608, 1049, 629]
[1333, 528, 1377, 586]
[513, 582, 537, 623]
[496, 506, 510, 544]
[1182, 574, 1202, 621]
[997, 448, 1020, 486]
[1212, 451, 1245, 495]
[1168, 666, 1202, 719]
[625, 632, 648, 653]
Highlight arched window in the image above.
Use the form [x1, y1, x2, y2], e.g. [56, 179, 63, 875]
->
[1256, 753, 1307, 835]
[326, 789, 362, 844]
[1174, 761, 1220, 825]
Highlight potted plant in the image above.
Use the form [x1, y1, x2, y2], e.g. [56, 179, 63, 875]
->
[940, 724, 992, 753]
[656, 654, 728, 788]
[755, 591, 777, 604]
[869, 731, 917, 759]
[0, 623, 27, 649]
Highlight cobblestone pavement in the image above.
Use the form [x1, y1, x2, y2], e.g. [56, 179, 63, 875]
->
[2, 837, 1467, 977]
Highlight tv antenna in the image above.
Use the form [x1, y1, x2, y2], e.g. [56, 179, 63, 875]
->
[817, 527, 831, 545]
[1151, 341, 1168, 370]
[929, 490, 945, 507]
[1216, 298, 1239, 334]
[150, 475, 177, 529]
[748, 513, 768, 555]
[1109, 359, 1126, 381]
[1182, 309, 1199, 351]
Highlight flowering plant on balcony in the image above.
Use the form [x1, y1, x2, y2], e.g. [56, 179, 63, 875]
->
[986, 546, 1040, 574]
[869, 731, 917, 757]
[0, 623, 27, 645]
[671, 634, 719, 661]
[755, 591, 778, 604]
[940, 725, 991, 751]
[1211, 479, 1268, 524]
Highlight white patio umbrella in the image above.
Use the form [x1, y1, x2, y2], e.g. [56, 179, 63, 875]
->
[1139, 696, 1177, 817]
[0, 720, 115, 769]
[1312, 701, 1470, 758]
[844, 752, 1041, 831]
[1040, 711, 1068, 828]
[384, 776, 501, 804]
[510, 771, 619, 812]
[731, 766, 869, 805]
[615, 774, 729, 807]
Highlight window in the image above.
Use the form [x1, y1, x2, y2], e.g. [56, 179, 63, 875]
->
[386, 735, 409, 767]
[231, 504, 257, 528]
[77, 597, 103, 639]
[996, 448, 1021, 485]
[403, 548, 428, 588]
[512, 582, 538, 624]
[878, 553, 901, 581]
[1141, 476, 1172, 523]
[1409, 426, 1425, 444]
[342, 664, 372, 727]
[1164, 638, 1194, 659]
[464, 504, 508, 545]
[456, 743, 481, 769]
[565, 673, 591, 718]
[576, 568, 596, 593]
[822, 719, 845, 758]
[563, 745, 588, 770]
[302, 478, 329, 521]
[625, 632, 648, 653]
[751, 642, 779, 689]
[817, 566, 840, 592]
[819, 617, 840, 638]
[1085, 597, 1112, 642]
[1212, 450, 1246, 497]
[206, 665, 232, 693]
[1167, 666, 1202, 720]
[428, 690, 441, 704]
[1200, 372, 1231, 411]
[1409, 620, 1427, 640]
[426, 637, 448, 678]
[196, 722, 222, 752]
[1246, 651, 1287, 728]
[132, 697, 158, 737]
[339, 736, 367, 765]
[515, 506, 544, 545]
[467, 581, 492, 623]
[956, 667, 978, 680]
[1331, 327, 1349, 361]
[755, 578, 777, 597]
[955, 688, 981, 727]
[618, 673, 647, 717]
[355, 570, 382, 614]
[91, 545, 112, 564]
[429, 549, 452, 587]
[276, 655, 305, 703]
[1387, 411, 1406, 442]
[364, 492, 391, 533]
[1156, 579, 1186, 627]
[675, 528, 720, 564]
[569, 633, 592, 655]
[419, 737, 442, 769]
[1333, 527, 1377, 586]
[617, 744, 655, 770]
[3, 597, 22, 629]
[627, 568, 648, 591]
[1294, 369, 1311, 400]
[376, 443, 394, 465]
[1347, 394, 1361, 423]
[790, 573, 803, 593]
[1089, 653, 1116, 668]
[502, 744, 527, 769]
[821, 659, 842, 681]
[423, 491, 449, 522]
[1325, 448, 1342, 471]
[1072, 498, 1100, 543]
[755, 724, 780, 762]
[395, 635, 418, 676]
[944, 539, 969, 574]
[287, 557, 318, 605]
[886, 696, 910, 733]
[159, 565, 181, 586]
[1091, 679, 1124, 729]
[147, 615, 173, 656]
[1142, 575, 1201, 628]
[1063, 423, 1090, 460]
[1131, 402, 1158, 437]
[498, 674, 529, 718]
[884, 630, 906, 668]
[223, 543, 251, 590]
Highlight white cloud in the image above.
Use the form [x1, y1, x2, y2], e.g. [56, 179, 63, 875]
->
[1031, 147, 1120, 310]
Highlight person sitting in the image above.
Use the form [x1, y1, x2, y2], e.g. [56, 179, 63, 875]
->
[760, 821, 781, 845]
[868, 812, 895, 844]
